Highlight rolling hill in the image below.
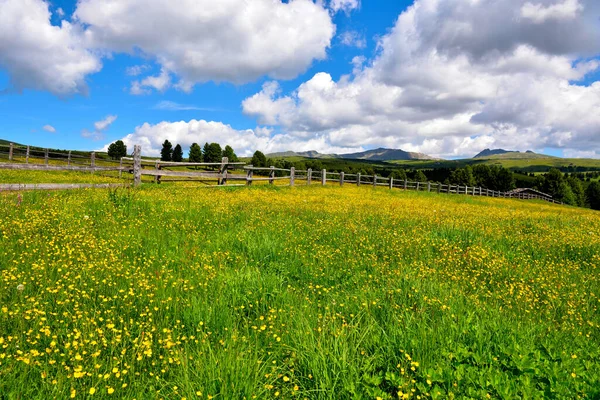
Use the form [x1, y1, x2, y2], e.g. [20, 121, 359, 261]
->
[267, 147, 434, 161]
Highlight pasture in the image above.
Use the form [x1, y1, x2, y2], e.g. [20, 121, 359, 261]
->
[0, 185, 599, 399]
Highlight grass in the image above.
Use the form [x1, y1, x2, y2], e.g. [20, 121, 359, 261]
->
[0, 185, 599, 399]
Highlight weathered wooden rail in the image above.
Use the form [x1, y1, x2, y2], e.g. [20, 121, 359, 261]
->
[0, 143, 562, 204]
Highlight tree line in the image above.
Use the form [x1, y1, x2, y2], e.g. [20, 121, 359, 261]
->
[159, 140, 238, 163]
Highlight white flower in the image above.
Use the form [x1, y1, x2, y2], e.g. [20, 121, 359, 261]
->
[16, 284, 24, 291]
[84, 215, 90, 220]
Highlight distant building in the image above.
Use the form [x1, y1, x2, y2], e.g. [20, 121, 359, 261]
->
[506, 188, 553, 200]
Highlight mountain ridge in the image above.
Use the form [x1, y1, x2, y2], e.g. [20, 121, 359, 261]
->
[266, 147, 435, 161]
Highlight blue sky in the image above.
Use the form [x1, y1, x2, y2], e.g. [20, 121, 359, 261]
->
[1, 0, 599, 159]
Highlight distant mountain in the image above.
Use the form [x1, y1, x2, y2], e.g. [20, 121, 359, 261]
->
[266, 150, 332, 159]
[338, 148, 435, 161]
[268, 148, 435, 161]
[474, 149, 513, 158]
[473, 149, 554, 159]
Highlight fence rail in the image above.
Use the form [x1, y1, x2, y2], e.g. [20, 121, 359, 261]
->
[0, 143, 562, 204]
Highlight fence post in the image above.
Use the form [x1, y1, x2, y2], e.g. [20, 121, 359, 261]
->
[428, 182, 431, 192]
[91, 152, 95, 168]
[154, 161, 161, 184]
[44, 148, 49, 165]
[119, 157, 123, 179]
[247, 165, 253, 186]
[340, 172, 344, 186]
[373, 175, 377, 187]
[307, 168, 312, 185]
[416, 182, 420, 191]
[389, 176, 394, 190]
[290, 167, 295, 186]
[322, 169, 326, 186]
[133, 145, 141, 187]
[8, 143, 13, 161]
[437, 183, 441, 193]
[26, 146, 30, 164]
[357, 173, 361, 186]
[404, 179, 408, 190]
[68, 151, 72, 166]
[269, 166, 275, 185]
[220, 157, 228, 186]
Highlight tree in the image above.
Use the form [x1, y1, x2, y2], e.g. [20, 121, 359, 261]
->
[566, 176, 585, 207]
[107, 140, 127, 160]
[449, 166, 475, 186]
[390, 169, 407, 181]
[251, 150, 267, 168]
[172, 144, 183, 162]
[222, 145, 238, 162]
[203, 143, 222, 164]
[414, 170, 428, 182]
[188, 143, 202, 163]
[202, 143, 210, 162]
[586, 181, 600, 210]
[160, 140, 173, 161]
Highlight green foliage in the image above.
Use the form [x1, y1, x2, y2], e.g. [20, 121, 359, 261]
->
[390, 169, 407, 181]
[160, 140, 173, 162]
[567, 176, 586, 207]
[171, 144, 183, 162]
[586, 181, 600, 210]
[222, 145, 238, 162]
[203, 142, 222, 163]
[188, 143, 202, 163]
[251, 150, 268, 168]
[450, 165, 475, 186]
[107, 140, 127, 160]
[413, 170, 428, 182]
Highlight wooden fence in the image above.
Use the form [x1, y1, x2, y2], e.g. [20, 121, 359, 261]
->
[0, 142, 561, 204]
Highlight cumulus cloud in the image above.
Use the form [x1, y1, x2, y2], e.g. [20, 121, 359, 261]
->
[242, 0, 600, 158]
[42, 125, 56, 133]
[100, 119, 363, 157]
[75, 0, 335, 88]
[126, 65, 150, 77]
[0, 0, 101, 96]
[130, 69, 171, 95]
[330, 0, 360, 14]
[82, 115, 118, 140]
[339, 31, 366, 48]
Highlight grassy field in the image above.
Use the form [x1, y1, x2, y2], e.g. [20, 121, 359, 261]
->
[0, 185, 599, 399]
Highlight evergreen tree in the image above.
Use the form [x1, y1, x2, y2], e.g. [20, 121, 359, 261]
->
[566, 176, 586, 207]
[160, 140, 173, 161]
[390, 169, 407, 181]
[414, 170, 428, 182]
[204, 143, 222, 163]
[222, 145, 238, 162]
[251, 150, 267, 167]
[202, 143, 210, 163]
[172, 144, 183, 162]
[449, 166, 475, 186]
[586, 181, 600, 210]
[107, 140, 127, 160]
[188, 143, 202, 163]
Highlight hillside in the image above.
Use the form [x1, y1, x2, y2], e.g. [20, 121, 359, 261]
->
[0, 185, 598, 398]
[267, 147, 434, 161]
[475, 150, 557, 160]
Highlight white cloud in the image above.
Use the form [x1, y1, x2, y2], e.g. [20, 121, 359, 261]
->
[126, 65, 150, 76]
[83, 115, 118, 140]
[75, 0, 335, 88]
[330, 0, 360, 14]
[42, 124, 56, 133]
[0, 0, 101, 96]
[242, 0, 600, 158]
[521, 0, 583, 24]
[56, 7, 65, 17]
[153, 101, 216, 111]
[339, 31, 366, 48]
[130, 69, 171, 95]
[101, 119, 363, 157]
